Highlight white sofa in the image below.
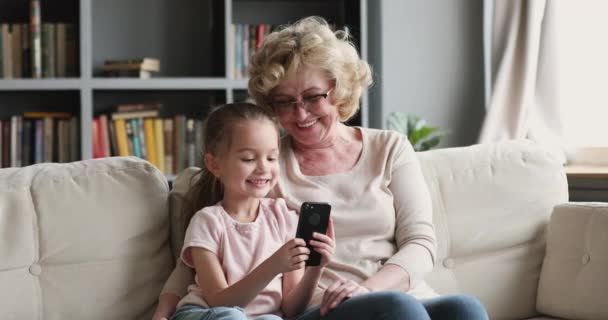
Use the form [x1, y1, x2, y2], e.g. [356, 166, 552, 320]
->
[1, 140, 606, 320]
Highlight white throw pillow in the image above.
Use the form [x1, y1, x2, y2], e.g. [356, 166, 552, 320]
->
[537, 203, 608, 319]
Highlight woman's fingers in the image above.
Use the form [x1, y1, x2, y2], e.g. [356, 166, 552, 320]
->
[329, 281, 357, 307]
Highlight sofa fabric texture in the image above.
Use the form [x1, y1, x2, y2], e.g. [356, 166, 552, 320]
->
[537, 202, 608, 320]
[0, 158, 173, 320]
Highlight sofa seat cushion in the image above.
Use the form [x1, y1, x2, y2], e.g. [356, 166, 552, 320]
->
[0, 157, 173, 320]
[537, 203, 608, 320]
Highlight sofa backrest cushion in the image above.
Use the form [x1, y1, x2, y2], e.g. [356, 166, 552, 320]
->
[418, 140, 568, 319]
[0, 157, 173, 320]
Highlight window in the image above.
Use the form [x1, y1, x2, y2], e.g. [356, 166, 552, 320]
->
[556, 0, 608, 164]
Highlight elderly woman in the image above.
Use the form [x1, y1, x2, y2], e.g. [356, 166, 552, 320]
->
[154, 16, 488, 320]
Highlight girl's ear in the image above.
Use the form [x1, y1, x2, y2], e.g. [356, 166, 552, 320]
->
[204, 153, 221, 178]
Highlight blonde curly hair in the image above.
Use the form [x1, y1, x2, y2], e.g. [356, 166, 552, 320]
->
[248, 16, 372, 122]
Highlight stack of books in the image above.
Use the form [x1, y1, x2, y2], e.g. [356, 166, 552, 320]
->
[101, 57, 160, 78]
[92, 103, 204, 175]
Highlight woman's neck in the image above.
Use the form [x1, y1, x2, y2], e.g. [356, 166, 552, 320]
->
[291, 125, 363, 176]
[292, 123, 354, 152]
[221, 195, 260, 223]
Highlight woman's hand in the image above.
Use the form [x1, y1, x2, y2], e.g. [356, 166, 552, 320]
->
[269, 238, 310, 274]
[309, 219, 335, 268]
[320, 279, 372, 316]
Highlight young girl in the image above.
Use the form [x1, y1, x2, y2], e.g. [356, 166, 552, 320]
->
[170, 102, 335, 320]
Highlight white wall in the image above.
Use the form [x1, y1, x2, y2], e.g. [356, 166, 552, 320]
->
[368, 0, 485, 147]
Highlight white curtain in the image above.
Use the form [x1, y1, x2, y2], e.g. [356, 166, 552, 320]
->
[479, 0, 567, 162]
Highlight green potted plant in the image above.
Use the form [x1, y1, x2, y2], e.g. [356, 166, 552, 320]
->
[387, 112, 447, 151]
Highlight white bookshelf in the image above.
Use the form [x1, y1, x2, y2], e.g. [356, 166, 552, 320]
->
[0, 0, 368, 165]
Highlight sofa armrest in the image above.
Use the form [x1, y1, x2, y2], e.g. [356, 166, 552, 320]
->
[537, 202, 608, 320]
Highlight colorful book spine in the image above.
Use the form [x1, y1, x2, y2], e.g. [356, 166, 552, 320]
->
[41, 23, 56, 78]
[154, 118, 165, 173]
[125, 120, 134, 156]
[163, 118, 174, 175]
[34, 119, 43, 163]
[30, 0, 42, 78]
[69, 116, 79, 161]
[130, 118, 142, 158]
[144, 118, 158, 168]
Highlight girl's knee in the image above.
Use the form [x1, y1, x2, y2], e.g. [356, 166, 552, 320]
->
[254, 315, 283, 320]
[212, 307, 248, 320]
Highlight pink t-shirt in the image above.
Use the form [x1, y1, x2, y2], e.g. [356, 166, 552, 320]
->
[178, 198, 297, 317]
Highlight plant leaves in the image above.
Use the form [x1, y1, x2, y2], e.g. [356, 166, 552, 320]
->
[419, 135, 442, 151]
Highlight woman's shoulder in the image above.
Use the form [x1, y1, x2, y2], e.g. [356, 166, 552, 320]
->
[361, 127, 414, 154]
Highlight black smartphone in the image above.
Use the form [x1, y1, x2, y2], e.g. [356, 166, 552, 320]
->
[295, 202, 331, 266]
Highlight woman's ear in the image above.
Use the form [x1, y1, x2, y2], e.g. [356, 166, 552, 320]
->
[204, 153, 221, 178]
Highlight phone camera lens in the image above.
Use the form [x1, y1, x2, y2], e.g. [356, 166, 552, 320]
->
[309, 213, 321, 226]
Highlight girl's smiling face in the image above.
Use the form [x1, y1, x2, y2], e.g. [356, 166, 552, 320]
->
[206, 119, 280, 202]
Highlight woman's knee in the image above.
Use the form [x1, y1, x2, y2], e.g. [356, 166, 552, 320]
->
[368, 291, 428, 316]
[424, 294, 489, 320]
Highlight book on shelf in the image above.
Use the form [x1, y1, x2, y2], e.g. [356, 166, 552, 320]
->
[116, 103, 162, 113]
[111, 109, 159, 120]
[154, 118, 165, 173]
[1, 24, 13, 78]
[88, 105, 204, 176]
[230, 24, 275, 79]
[1, 120, 10, 167]
[41, 23, 56, 78]
[30, 0, 42, 78]
[0, 112, 78, 167]
[102, 57, 160, 71]
[101, 57, 160, 78]
[11, 24, 23, 78]
[163, 118, 174, 175]
[23, 111, 72, 118]
[103, 69, 155, 79]
[0, 20, 76, 78]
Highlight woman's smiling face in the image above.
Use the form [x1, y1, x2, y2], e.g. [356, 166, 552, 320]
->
[270, 67, 338, 148]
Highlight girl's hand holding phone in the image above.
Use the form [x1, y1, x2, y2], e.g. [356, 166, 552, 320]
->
[268, 238, 310, 274]
[308, 219, 335, 268]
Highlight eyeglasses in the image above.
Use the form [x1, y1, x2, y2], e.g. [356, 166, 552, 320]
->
[269, 89, 332, 113]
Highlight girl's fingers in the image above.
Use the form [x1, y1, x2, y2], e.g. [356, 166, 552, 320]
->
[326, 218, 335, 239]
[309, 239, 334, 251]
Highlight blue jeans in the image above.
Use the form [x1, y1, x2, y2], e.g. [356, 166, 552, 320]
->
[171, 304, 283, 320]
[295, 291, 489, 320]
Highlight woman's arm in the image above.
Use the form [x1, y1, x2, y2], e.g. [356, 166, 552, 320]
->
[152, 293, 181, 320]
[152, 259, 194, 320]
[381, 151, 436, 290]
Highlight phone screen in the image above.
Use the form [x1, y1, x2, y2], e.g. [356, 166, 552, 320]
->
[295, 202, 331, 266]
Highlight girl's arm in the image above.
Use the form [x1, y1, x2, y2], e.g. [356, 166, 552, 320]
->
[280, 267, 322, 317]
[192, 238, 308, 308]
[281, 220, 335, 317]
